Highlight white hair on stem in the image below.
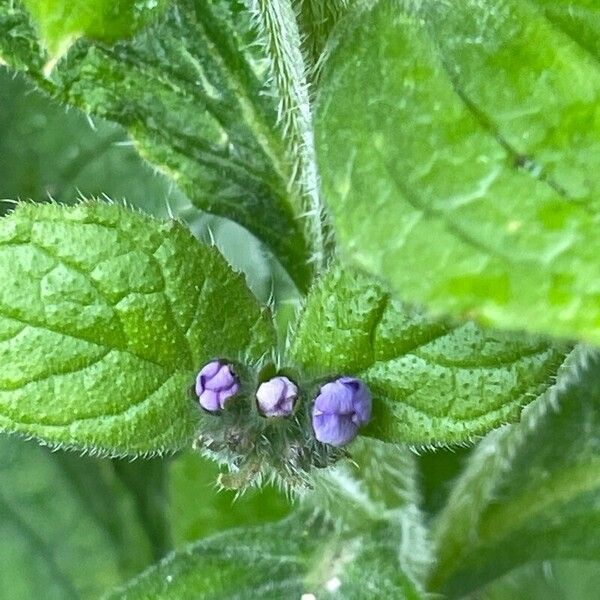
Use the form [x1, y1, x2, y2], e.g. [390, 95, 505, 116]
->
[244, 0, 329, 270]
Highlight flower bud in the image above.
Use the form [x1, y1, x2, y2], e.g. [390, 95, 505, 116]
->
[256, 376, 298, 417]
[312, 377, 372, 447]
[195, 360, 240, 413]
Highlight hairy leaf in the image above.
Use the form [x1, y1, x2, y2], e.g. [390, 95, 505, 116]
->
[307, 438, 431, 586]
[0, 202, 274, 455]
[430, 349, 600, 597]
[110, 515, 424, 599]
[21, 0, 169, 62]
[288, 267, 568, 445]
[316, 0, 600, 343]
[0, 0, 313, 291]
[245, 0, 329, 269]
[0, 435, 155, 599]
[112, 438, 428, 599]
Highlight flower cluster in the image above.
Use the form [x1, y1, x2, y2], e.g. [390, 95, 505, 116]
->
[194, 360, 372, 448]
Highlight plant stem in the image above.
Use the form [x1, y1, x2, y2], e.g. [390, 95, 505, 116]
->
[246, 0, 333, 275]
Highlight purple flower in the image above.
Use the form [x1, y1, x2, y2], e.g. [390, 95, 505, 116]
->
[195, 360, 240, 413]
[312, 377, 372, 447]
[256, 376, 298, 417]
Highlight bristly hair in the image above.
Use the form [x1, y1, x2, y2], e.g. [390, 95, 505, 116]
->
[243, 0, 331, 271]
[293, 0, 355, 83]
[192, 351, 348, 496]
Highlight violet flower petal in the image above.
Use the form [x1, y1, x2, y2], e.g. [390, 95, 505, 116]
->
[195, 360, 240, 412]
[312, 377, 372, 446]
[256, 376, 298, 417]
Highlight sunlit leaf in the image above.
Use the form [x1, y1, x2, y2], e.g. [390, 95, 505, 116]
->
[289, 267, 568, 445]
[0, 202, 274, 455]
[316, 0, 600, 343]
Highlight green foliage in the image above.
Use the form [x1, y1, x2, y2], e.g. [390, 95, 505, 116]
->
[482, 561, 600, 600]
[110, 515, 423, 599]
[294, 0, 353, 75]
[21, 0, 169, 62]
[529, 0, 600, 62]
[0, 69, 299, 318]
[0, 202, 274, 455]
[112, 458, 172, 560]
[168, 452, 290, 545]
[0, 71, 186, 217]
[1, 0, 600, 597]
[418, 447, 471, 516]
[289, 267, 568, 445]
[112, 439, 429, 599]
[0, 435, 158, 599]
[316, 0, 600, 344]
[246, 0, 328, 268]
[430, 349, 600, 597]
[0, 0, 314, 291]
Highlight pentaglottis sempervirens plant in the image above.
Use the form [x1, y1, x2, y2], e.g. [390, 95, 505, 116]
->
[0, 0, 599, 598]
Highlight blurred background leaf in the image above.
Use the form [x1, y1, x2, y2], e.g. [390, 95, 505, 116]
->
[0, 70, 186, 216]
[477, 561, 600, 600]
[168, 453, 290, 545]
[0, 435, 156, 599]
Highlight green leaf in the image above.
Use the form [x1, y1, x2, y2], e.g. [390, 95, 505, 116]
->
[482, 561, 600, 600]
[0, 71, 186, 218]
[0, 70, 300, 322]
[0, 435, 156, 599]
[315, 0, 600, 343]
[429, 348, 600, 597]
[112, 439, 428, 599]
[110, 515, 424, 599]
[288, 267, 568, 445]
[529, 0, 600, 61]
[0, 0, 314, 291]
[168, 452, 290, 545]
[307, 439, 430, 576]
[21, 0, 169, 64]
[418, 446, 471, 516]
[0, 202, 274, 455]
[112, 457, 172, 560]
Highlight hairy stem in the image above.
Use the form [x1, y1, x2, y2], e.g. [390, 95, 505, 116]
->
[246, 0, 333, 273]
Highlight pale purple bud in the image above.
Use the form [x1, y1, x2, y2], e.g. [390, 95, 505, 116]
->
[312, 377, 372, 447]
[195, 360, 239, 413]
[256, 376, 298, 417]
